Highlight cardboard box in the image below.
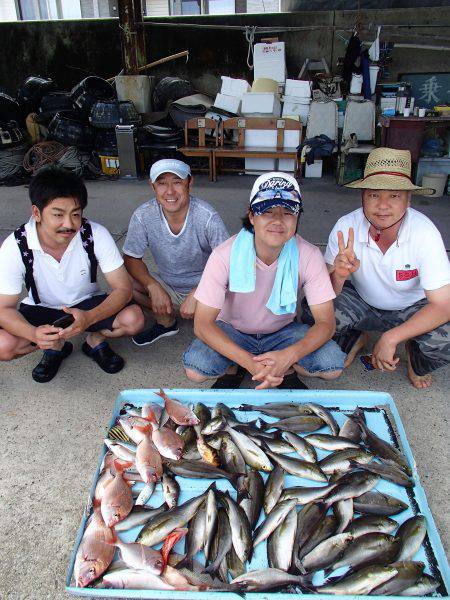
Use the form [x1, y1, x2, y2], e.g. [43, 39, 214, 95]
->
[213, 93, 241, 114]
[254, 41, 286, 84]
[305, 159, 323, 178]
[241, 92, 281, 117]
[285, 79, 311, 97]
[220, 76, 250, 96]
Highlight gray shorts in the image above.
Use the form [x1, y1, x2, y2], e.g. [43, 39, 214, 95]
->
[134, 273, 190, 308]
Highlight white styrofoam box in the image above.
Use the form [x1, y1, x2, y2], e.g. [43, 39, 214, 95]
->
[220, 76, 251, 97]
[282, 95, 311, 124]
[254, 42, 286, 84]
[245, 158, 276, 174]
[278, 158, 296, 172]
[213, 93, 241, 114]
[241, 93, 281, 117]
[305, 159, 323, 178]
[244, 128, 300, 149]
[285, 79, 311, 98]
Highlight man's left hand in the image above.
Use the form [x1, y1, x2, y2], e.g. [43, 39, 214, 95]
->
[58, 307, 91, 339]
[180, 293, 197, 320]
[371, 332, 399, 371]
[252, 349, 295, 389]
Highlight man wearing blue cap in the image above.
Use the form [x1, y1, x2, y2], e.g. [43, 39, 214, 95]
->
[183, 172, 345, 389]
[123, 159, 229, 346]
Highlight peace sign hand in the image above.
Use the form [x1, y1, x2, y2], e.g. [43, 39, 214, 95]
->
[333, 227, 360, 279]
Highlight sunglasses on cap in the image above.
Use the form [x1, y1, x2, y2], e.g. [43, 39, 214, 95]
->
[251, 188, 301, 203]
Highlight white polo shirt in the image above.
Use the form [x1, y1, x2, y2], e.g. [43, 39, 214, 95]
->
[0, 218, 124, 309]
[324, 207, 450, 311]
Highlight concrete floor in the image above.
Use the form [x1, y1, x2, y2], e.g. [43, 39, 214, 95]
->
[0, 174, 449, 600]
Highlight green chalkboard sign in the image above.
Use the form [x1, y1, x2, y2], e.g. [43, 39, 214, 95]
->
[399, 72, 450, 109]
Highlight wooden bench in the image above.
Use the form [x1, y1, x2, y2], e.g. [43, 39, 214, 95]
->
[178, 117, 219, 181]
[213, 117, 302, 181]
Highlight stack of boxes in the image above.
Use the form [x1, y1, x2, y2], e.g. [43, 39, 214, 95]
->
[213, 76, 251, 115]
[282, 79, 312, 125]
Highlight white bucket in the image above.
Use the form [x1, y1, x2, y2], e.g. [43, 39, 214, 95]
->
[422, 172, 447, 197]
[350, 73, 363, 94]
[369, 65, 379, 95]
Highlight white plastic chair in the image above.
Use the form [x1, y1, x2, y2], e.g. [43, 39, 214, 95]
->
[338, 100, 376, 184]
[305, 100, 338, 146]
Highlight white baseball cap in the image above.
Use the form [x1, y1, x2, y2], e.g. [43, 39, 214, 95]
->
[250, 172, 302, 215]
[150, 159, 191, 183]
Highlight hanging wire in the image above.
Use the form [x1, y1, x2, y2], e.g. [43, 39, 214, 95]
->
[245, 25, 256, 69]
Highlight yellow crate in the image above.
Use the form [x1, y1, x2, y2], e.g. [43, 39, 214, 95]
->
[99, 155, 119, 175]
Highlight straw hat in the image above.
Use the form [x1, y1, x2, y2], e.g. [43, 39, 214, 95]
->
[345, 147, 434, 195]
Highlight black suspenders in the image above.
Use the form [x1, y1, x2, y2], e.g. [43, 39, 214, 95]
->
[14, 218, 98, 304]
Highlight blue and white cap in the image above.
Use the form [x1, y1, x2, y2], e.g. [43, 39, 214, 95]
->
[150, 159, 191, 182]
[249, 172, 302, 216]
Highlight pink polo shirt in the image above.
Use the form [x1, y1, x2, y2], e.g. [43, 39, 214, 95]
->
[194, 234, 335, 335]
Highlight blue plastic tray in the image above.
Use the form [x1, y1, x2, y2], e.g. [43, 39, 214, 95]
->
[66, 389, 450, 599]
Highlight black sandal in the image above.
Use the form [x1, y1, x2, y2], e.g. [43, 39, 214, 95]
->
[82, 341, 124, 374]
[276, 373, 309, 390]
[211, 365, 246, 389]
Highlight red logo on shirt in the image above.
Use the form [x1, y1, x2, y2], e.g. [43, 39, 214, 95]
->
[396, 269, 418, 281]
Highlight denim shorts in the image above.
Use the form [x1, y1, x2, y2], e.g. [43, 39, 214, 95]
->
[182, 320, 346, 377]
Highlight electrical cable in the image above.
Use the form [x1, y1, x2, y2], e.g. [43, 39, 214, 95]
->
[23, 141, 101, 177]
[245, 25, 256, 69]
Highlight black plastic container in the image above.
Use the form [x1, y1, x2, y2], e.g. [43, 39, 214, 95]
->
[17, 76, 56, 114]
[38, 92, 73, 124]
[0, 92, 22, 123]
[152, 77, 194, 111]
[90, 99, 141, 129]
[70, 77, 115, 119]
[47, 111, 94, 149]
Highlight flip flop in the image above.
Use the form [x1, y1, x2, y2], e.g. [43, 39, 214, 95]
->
[211, 365, 246, 389]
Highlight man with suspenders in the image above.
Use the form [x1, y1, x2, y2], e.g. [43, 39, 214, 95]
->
[0, 167, 145, 382]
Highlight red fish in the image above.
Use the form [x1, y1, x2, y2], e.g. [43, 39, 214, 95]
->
[161, 528, 188, 571]
[109, 528, 164, 575]
[100, 459, 134, 527]
[134, 429, 163, 483]
[145, 409, 184, 460]
[155, 389, 199, 426]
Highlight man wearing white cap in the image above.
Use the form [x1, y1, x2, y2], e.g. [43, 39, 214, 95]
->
[123, 159, 229, 346]
[183, 172, 345, 389]
[316, 147, 450, 389]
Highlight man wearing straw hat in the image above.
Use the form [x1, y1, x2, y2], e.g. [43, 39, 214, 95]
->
[312, 147, 450, 389]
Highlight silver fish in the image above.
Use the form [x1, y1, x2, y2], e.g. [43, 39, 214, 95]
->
[201, 416, 227, 436]
[298, 514, 337, 560]
[219, 434, 246, 475]
[370, 561, 425, 595]
[314, 565, 398, 595]
[238, 469, 264, 529]
[253, 498, 297, 548]
[280, 483, 336, 505]
[218, 490, 252, 564]
[251, 435, 296, 454]
[396, 515, 427, 561]
[177, 505, 206, 570]
[300, 532, 354, 572]
[263, 446, 327, 482]
[355, 414, 411, 475]
[230, 568, 307, 592]
[267, 509, 297, 571]
[345, 514, 398, 537]
[225, 426, 272, 472]
[103, 438, 136, 462]
[353, 491, 409, 516]
[319, 448, 373, 475]
[263, 465, 285, 514]
[398, 574, 439, 596]
[303, 402, 339, 436]
[162, 472, 180, 508]
[334, 498, 354, 533]
[114, 504, 166, 532]
[339, 407, 366, 442]
[324, 471, 380, 506]
[292, 502, 327, 571]
[137, 491, 208, 547]
[282, 431, 317, 462]
[204, 485, 218, 561]
[227, 546, 246, 579]
[204, 507, 232, 577]
[135, 482, 156, 506]
[163, 459, 240, 489]
[330, 532, 400, 572]
[262, 415, 324, 433]
[305, 433, 360, 451]
[212, 403, 238, 422]
[237, 402, 314, 417]
[350, 459, 414, 487]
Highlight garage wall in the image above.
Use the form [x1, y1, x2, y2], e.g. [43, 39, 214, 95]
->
[0, 6, 448, 96]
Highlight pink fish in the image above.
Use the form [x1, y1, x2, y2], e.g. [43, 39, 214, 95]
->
[155, 389, 199, 426]
[119, 416, 149, 444]
[163, 565, 206, 590]
[134, 431, 163, 483]
[142, 402, 163, 423]
[100, 459, 134, 527]
[145, 410, 184, 460]
[103, 569, 176, 590]
[109, 528, 164, 575]
[94, 455, 132, 503]
[74, 506, 115, 588]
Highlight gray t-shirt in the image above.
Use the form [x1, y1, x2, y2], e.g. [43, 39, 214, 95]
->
[123, 196, 229, 293]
